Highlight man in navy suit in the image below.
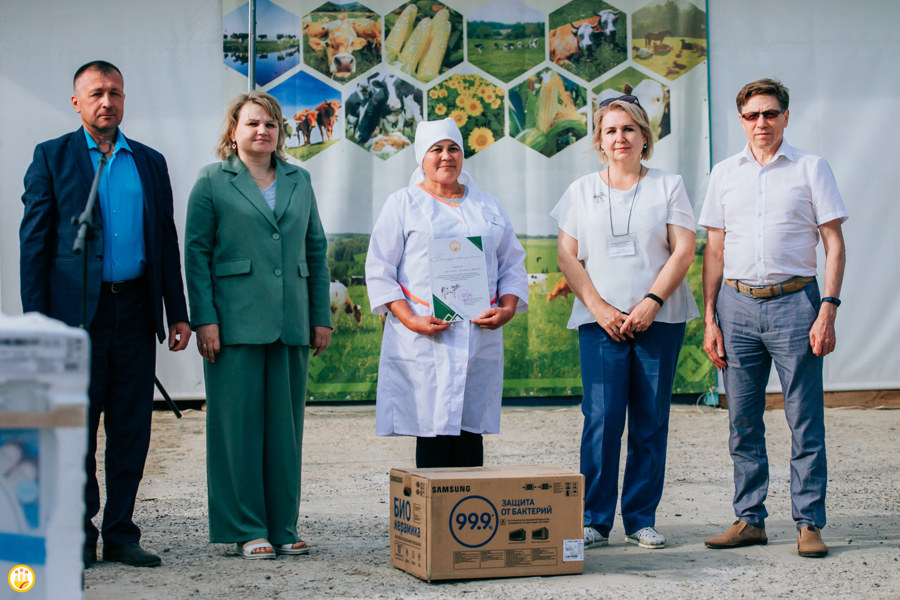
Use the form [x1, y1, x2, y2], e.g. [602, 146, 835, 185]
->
[19, 61, 191, 568]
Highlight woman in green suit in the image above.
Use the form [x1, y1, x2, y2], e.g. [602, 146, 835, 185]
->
[185, 92, 332, 559]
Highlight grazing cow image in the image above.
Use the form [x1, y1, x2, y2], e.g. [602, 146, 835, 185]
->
[591, 9, 620, 49]
[547, 277, 571, 302]
[527, 273, 549, 294]
[572, 22, 597, 58]
[549, 25, 580, 66]
[306, 17, 369, 79]
[293, 109, 318, 145]
[474, 43, 483, 54]
[316, 100, 341, 141]
[633, 45, 653, 60]
[632, 78, 668, 140]
[330, 281, 362, 327]
[551, 10, 619, 68]
[644, 29, 671, 48]
[349, 72, 422, 147]
[344, 79, 373, 139]
[350, 16, 382, 58]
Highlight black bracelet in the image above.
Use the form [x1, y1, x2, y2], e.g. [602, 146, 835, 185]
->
[822, 297, 841, 307]
[645, 293, 664, 307]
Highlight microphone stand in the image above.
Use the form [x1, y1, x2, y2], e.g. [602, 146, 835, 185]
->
[73, 140, 182, 418]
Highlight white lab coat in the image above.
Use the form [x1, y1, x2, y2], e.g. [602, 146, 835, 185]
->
[366, 174, 528, 437]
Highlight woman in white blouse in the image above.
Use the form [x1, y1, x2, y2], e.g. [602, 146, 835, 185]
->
[551, 96, 698, 550]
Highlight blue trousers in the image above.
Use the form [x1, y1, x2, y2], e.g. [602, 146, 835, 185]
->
[717, 281, 827, 530]
[578, 321, 685, 536]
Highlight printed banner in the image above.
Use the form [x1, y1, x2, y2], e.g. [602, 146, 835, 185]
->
[222, 0, 713, 401]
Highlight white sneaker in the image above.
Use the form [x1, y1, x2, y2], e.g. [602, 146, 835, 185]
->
[625, 526, 666, 549]
[584, 526, 609, 548]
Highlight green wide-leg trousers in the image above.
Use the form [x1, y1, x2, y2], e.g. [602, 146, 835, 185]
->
[204, 341, 309, 545]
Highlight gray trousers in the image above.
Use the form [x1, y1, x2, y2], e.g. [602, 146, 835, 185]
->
[718, 280, 827, 530]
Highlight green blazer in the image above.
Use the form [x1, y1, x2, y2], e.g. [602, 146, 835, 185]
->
[185, 154, 331, 346]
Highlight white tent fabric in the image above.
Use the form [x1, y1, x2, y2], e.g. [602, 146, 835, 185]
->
[1, 0, 897, 397]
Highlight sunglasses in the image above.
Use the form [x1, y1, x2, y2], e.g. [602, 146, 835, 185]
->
[740, 109, 784, 122]
[598, 94, 641, 108]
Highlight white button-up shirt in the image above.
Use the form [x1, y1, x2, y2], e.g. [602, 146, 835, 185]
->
[699, 141, 848, 285]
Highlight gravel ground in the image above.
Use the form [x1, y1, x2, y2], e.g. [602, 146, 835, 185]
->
[83, 403, 900, 599]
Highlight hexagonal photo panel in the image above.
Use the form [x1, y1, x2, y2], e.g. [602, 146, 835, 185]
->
[465, 0, 545, 83]
[223, 0, 300, 87]
[268, 71, 342, 162]
[631, 0, 706, 81]
[427, 73, 505, 158]
[384, 1, 463, 84]
[509, 68, 588, 158]
[548, 0, 626, 83]
[592, 67, 670, 142]
[344, 71, 424, 160]
[302, 2, 382, 83]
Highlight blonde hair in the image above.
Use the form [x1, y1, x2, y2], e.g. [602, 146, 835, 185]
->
[215, 91, 288, 161]
[591, 100, 654, 164]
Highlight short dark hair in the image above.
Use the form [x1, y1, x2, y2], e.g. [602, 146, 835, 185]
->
[736, 78, 789, 113]
[73, 61, 123, 89]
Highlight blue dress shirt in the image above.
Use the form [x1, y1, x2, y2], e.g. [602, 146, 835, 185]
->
[85, 129, 146, 281]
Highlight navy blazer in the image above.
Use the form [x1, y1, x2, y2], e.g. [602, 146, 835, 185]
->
[19, 127, 188, 342]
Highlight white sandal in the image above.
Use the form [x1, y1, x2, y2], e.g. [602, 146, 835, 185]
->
[237, 539, 275, 559]
[274, 540, 309, 555]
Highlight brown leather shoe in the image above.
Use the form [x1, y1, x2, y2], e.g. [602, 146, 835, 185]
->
[705, 520, 768, 549]
[798, 526, 828, 558]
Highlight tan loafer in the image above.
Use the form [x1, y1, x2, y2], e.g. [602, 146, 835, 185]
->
[798, 526, 828, 558]
[705, 519, 768, 549]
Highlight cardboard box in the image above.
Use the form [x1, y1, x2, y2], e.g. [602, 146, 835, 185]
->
[389, 465, 584, 581]
[1, 313, 89, 600]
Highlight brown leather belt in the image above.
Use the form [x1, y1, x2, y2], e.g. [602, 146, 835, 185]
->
[725, 276, 814, 299]
[101, 276, 145, 294]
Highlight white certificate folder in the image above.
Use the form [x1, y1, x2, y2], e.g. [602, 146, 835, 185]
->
[428, 236, 490, 322]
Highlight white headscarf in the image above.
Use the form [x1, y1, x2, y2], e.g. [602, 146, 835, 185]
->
[408, 118, 474, 187]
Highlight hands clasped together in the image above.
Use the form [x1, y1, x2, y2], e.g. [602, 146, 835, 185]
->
[594, 296, 660, 342]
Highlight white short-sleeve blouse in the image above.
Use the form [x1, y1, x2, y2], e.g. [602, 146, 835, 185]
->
[550, 168, 700, 329]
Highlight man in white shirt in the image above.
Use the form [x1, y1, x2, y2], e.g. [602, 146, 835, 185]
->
[698, 79, 847, 558]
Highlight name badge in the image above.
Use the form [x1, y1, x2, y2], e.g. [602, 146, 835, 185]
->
[607, 234, 636, 258]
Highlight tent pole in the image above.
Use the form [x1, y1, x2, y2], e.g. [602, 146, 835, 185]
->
[248, 0, 256, 91]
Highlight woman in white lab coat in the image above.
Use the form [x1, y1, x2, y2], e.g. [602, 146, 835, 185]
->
[366, 118, 528, 468]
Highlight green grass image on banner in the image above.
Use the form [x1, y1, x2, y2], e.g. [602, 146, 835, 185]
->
[309, 236, 714, 402]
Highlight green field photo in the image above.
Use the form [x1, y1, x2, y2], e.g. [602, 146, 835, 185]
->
[309, 235, 714, 402]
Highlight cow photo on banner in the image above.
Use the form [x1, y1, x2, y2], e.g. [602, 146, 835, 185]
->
[221, 0, 713, 402]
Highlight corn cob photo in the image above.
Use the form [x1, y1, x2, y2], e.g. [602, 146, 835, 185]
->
[384, 4, 417, 61]
[511, 68, 587, 157]
[417, 15, 450, 80]
[398, 16, 432, 75]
